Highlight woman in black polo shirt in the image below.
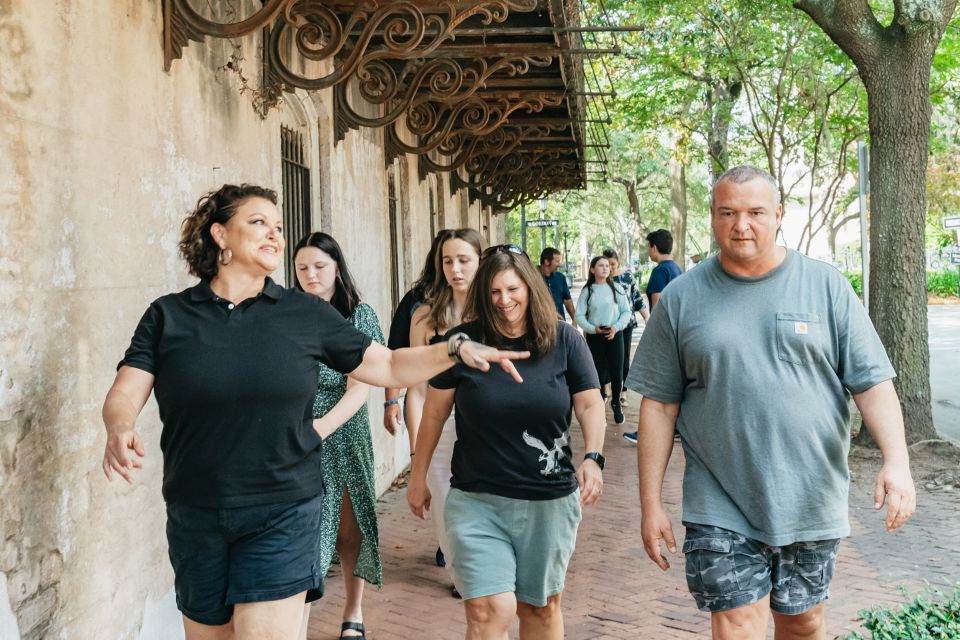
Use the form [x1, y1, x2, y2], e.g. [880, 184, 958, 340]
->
[406, 246, 607, 640]
[100, 184, 527, 640]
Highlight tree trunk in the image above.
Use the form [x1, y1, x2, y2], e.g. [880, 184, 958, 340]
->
[792, 0, 957, 445]
[855, 48, 937, 445]
[614, 177, 649, 238]
[669, 156, 688, 267]
[707, 79, 742, 185]
[706, 80, 741, 254]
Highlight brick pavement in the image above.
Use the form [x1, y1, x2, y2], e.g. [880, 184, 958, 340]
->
[308, 383, 960, 639]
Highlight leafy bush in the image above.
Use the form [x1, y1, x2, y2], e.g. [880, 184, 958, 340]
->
[927, 268, 960, 297]
[842, 270, 958, 298]
[843, 585, 960, 639]
[844, 272, 864, 296]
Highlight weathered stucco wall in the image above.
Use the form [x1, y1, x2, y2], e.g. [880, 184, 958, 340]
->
[0, 1, 496, 638]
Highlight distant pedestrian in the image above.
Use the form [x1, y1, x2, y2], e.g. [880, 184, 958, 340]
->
[539, 247, 577, 325]
[407, 244, 606, 640]
[576, 256, 632, 425]
[602, 248, 649, 404]
[628, 166, 915, 640]
[644, 229, 683, 311]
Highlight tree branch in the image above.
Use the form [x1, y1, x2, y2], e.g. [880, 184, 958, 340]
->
[793, 0, 884, 67]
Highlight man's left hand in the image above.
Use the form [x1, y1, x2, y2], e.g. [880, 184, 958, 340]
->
[873, 460, 916, 531]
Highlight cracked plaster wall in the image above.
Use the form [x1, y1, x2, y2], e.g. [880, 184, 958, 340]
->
[0, 1, 497, 638]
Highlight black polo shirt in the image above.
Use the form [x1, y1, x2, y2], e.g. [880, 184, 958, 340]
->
[119, 278, 372, 508]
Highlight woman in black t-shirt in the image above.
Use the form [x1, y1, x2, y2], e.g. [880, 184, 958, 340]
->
[100, 184, 528, 640]
[407, 246, 607, 640]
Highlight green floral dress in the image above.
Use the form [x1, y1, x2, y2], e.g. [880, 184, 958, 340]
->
[315, 302, 384, 586]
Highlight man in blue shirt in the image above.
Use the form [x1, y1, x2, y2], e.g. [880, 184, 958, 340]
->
[539, 247, 576, 324]
[623, 229, 685, 444]
[645, 229, 683, 310]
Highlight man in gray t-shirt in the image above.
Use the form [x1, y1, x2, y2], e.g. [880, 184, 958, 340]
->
[626, 166, 916, 639]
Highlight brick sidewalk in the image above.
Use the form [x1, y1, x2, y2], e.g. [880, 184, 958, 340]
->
[308, 394, 960, 639]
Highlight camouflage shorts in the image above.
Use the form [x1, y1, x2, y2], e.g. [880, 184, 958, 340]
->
[682, 523, 840, 615]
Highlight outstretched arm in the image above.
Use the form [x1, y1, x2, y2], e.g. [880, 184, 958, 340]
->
[101, 366, 154, 483]
[351, 340, 528, 389]
[853, 379, 916, 531]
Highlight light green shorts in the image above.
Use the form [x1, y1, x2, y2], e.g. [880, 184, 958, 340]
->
[444, 488, 582, 606]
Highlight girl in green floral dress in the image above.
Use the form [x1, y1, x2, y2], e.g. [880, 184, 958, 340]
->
[293, 232, 383, 640]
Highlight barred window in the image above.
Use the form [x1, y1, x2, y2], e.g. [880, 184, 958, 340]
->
[281, 125, 311, 286]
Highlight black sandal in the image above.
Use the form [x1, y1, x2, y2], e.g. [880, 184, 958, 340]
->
[340, 621, 366, 640]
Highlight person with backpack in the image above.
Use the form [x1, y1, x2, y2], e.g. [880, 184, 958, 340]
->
[575, 255, 632, 425]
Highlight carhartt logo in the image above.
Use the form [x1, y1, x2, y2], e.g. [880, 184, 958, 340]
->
[795, 322, 808, 335]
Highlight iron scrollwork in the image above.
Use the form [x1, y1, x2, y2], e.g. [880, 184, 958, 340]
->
[261, 0, 540, 104]
[333, 55, 554, 142]
[383, 91, 566, 163]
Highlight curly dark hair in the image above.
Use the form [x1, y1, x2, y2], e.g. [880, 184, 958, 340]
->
[178, 184, 278, 280]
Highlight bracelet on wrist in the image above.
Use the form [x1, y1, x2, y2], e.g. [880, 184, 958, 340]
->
[384, 399, 400, 408]
[447, 332, 470, 364]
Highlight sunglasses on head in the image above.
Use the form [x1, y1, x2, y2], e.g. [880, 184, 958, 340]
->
[482, 244, 527, 259]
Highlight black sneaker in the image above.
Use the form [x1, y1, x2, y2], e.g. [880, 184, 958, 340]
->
[622, 431, 638, 444]
[612, 404, 625, 424]
[435, 547, 446, 568]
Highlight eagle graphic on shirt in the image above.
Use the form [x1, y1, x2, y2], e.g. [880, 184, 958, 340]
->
[522, 430, 569, 476]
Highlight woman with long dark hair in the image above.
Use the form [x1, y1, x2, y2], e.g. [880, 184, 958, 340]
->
[407, 246, 606, 639]
[409, 228, 484, 588]
[383, 230, 451, 447]
[293, 232, 382, 640]
[576, 255, 632, 425]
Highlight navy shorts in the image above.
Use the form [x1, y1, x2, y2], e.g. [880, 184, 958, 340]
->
[166, 494, 323, 625]
[682, 523, 840, 615]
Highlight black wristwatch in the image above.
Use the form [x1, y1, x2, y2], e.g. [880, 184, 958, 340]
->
[583, 452, 605, 470]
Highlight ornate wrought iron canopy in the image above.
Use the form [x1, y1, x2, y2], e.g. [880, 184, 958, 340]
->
[163, 0, 623, 210]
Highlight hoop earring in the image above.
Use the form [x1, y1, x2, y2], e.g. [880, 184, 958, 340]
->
[218, 248, 233, 265]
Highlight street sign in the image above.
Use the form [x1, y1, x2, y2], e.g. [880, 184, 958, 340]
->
[944, 216, 960, 229]
[951, 253, 960, 265]
[526, 219, 559, 228]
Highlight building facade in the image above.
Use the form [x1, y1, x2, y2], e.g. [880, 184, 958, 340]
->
[0, 3, 506, 638]
[0, 0, 596, 635]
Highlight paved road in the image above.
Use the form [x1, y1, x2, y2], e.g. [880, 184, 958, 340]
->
[930, 305, 960, 443]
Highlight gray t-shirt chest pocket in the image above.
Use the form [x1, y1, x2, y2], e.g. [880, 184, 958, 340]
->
[776, 312, 821, 365]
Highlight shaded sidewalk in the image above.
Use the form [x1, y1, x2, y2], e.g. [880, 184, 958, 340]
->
[308, 398, 960, 639]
